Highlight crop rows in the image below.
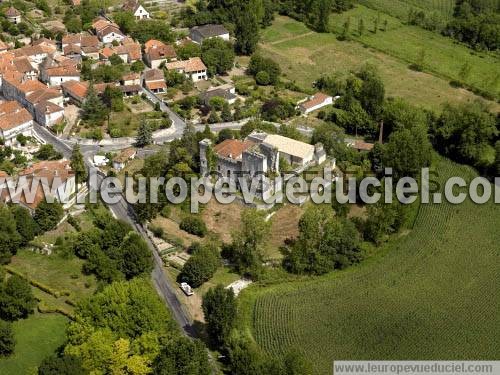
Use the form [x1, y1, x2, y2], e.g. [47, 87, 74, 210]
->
[250, 158, 500, 374]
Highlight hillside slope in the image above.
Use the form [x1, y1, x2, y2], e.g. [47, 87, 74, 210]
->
[238, 158, 500, 374]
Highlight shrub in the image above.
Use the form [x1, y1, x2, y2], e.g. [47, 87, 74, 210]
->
[178, 244, 219, 287]
[179, 216, 207, 237]
[67, 215, 81, 231]
[255, 71, 270, 86]
[160, 205, 171, 218]
[235, 82, 251, 95]
[0, 320, 14, 357]
[149, 225, 164, 238]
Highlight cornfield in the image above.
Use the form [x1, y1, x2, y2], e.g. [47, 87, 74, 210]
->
[248, 158, 500, 374]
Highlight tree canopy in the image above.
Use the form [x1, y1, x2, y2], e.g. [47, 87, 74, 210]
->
[70, 144, 87, 181]
[432, 102, 498, 171]
[34, 201, 64, 232]
[74, 211, 153, 282]
[0, 205, 22, 264]
[201, 38, 235, 76]
[202, 284, 237, 348]
[65, 278, 177, 374]
[0, 320, 15, 357]
[0, 275, 36, 321]
[153, 336, 211, 375]
[283, 205, 361, 274]
[229, 209, 271, 278]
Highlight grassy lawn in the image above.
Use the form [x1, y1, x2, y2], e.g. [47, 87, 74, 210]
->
[117, 158, 144, 186]
[9, 250, 97, 304]
[0, 314, 68, 375]
[126, 96, 154, 113]
[108, 109, 142, 138]
[7, 210, 102, 313]
[329, 5, 499, 99]
[358, 0, 455, 21]
[29, 221, 75, 247]
[237, 158, 500, 374]
[259, 16, 500, 112]
[76, 98, 163, 139]
[261, 17, 312, 44]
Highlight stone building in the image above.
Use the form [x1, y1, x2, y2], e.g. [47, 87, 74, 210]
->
[200, 131, 327, 201]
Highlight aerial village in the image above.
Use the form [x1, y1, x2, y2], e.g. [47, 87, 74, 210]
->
[1, 0, 492, 372]
[0, 0, 357, 217]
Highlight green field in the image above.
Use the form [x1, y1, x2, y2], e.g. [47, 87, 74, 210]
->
[238, 158, 500, 374]
[259, 16, 500, 112]
[10, 250, 97, 304]
[359, 0, 498, 20]
[358, 0, 455, 20]
[329, 5, 499, 99]
[0, 314, 68, 375]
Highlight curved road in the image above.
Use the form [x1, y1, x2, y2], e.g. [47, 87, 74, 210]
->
[32, 90, 314, 337]
[33, 123, 195, 336]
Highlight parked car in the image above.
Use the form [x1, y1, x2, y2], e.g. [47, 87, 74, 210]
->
[180, 282, 194, 296]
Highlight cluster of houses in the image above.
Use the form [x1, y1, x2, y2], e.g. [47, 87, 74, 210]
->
[0, 10, 240, 146]
[0, 159, 77, 213]
[0, 38, 66, 138]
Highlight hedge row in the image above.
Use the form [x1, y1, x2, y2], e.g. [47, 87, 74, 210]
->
[5, 266, 68, 300]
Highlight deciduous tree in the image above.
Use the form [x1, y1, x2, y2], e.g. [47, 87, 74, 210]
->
[10, 205, 38, 246]
[38, 354, 86, 375]
[0, 205, 22, 264]
[201, 38, 235, 76]
[433, 102, 498, 170]
[34, 201, 64, 232]
[70, 144, 87, 181]
[153, 336, 210, 375]
[202, 285, 236, 348]
[230, 209, 271, 277]
[0, 275, 36, 321]
[0, 320, 14, 357]
[118, 232, 153, 280]
[283, 205, 361, 274]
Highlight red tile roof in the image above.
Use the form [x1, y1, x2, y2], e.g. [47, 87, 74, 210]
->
[299, 93, 332, 110]
[5, 7, 20, 17]
[0, 108, 32, 131]
[45, 65, 80, 77]
[61, 80, 88, 100]
[17, 79, 48, 94]
[143, 68, 164, 81]
[26, 88, 61, 105]
[0, 101, 22, 115]
[213, 139, 254, 160]
[146, 81, 167, 90]
[35, 100, 64, 115]
[16, 160, 74, 210]
[166, 57, 206, 73]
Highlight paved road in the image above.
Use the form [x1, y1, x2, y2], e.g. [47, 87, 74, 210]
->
[31, 87, 315, 337]
[33, 123, 195, 336]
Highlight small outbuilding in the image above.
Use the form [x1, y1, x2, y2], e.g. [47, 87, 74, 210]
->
[5, 7, 21, 24]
